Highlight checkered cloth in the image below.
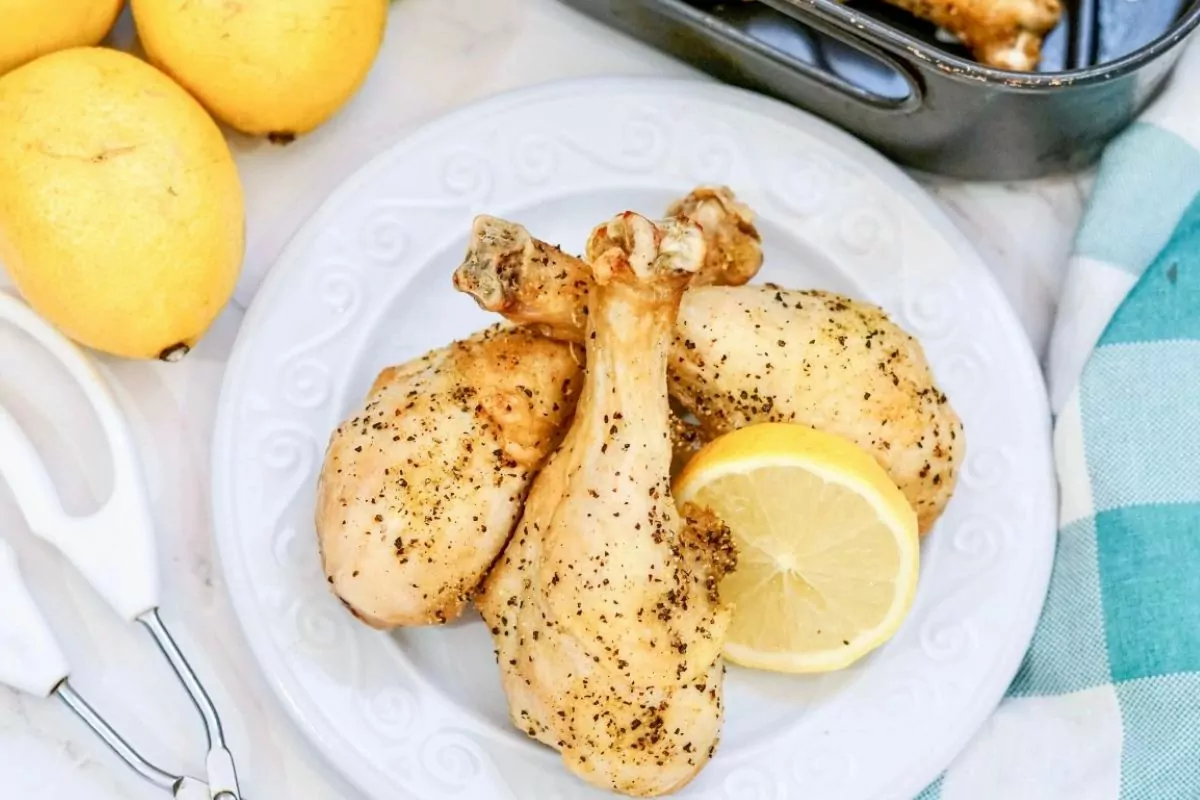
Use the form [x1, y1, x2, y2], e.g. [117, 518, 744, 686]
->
[917, 41, 1200, 800]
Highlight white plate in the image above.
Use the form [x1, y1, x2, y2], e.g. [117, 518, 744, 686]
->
[212, 78, 1056, 800]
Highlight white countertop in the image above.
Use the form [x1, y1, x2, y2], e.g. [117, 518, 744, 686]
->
[0, 1, 1087, 797]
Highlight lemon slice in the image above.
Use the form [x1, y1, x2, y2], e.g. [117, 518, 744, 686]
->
[674, 422, 920, 673]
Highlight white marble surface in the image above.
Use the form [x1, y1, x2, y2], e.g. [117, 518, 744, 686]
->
[0, 1, 1088, 798]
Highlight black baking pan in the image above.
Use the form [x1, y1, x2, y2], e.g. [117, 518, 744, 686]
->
[560, 0, 1200, 179]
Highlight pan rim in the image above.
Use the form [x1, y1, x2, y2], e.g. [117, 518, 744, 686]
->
[760, 0, 1200, 89]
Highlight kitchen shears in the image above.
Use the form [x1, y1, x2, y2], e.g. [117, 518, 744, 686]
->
[0, 291, 243, 799]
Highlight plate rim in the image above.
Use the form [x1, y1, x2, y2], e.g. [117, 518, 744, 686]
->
[211, 75, 1057, 800]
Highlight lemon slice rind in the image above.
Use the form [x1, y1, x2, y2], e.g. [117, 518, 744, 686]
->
[674, 423, 920, 675]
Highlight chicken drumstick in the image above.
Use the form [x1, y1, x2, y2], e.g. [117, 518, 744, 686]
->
[453, 214, 964, 534]
[478, 212, 735, 797]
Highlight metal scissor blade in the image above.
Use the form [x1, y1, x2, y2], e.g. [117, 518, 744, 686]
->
[175, 778, 244, 800]
[141, 610, 241, 799]
[57, 681, 207, 797]
[204, 747, 241, 800]
[174, 778, 216, 800]
[0, 293, 244, 800]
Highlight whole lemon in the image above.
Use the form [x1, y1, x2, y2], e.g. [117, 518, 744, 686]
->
[0, 0, 125, 76]
[0, 48, 244, 360]
[132, 0, 388, 138]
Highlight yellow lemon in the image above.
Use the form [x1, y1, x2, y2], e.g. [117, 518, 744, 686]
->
[0, 47, 244, 360]
[0, 0, 124, 76]
[675, 423, 920, 673]
[132, 0, 389, 138]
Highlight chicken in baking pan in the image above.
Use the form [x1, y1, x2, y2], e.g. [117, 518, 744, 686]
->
[745, 0, 1063, 71]
[880, 0, 1063, 70]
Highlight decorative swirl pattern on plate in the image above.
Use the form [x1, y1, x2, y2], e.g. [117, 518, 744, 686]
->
[557, 109, 670, 173]
[961, 446, 1011, 490]
[271, 521, 322, 581]
[875, 670, 941, 728]
[275, 592, 363, 685]
[293, 595, 346, 652]
[363, 686, 419, 739]
[901, 280, 964, 340]
[722, 767, 783, 800]
[259, 425, 315, 473]
[270, 271, 362, 413]
[386, 753, 415, 783]
[767, 154, 832, 218]
[916, 515, 1010, 665]
[259, 586, 289, 614]
[318, 269, 360, 315]
[287, 271, 363, 356]
[838, 208, 895, 256]
[940, 516, 1012, 603]
[259, 424, 320, 589]
[919, 613, 978, 664]
[442, 151, 495, 202]
[952, 515, 1005, 562]
[280, 358, 332, 410]
[420, 731, 486, 790]
[685, 132, 740, 186]
[512, 133, 559, 185]
[359, 209, 408, 264]
[938, 346, 987, 410]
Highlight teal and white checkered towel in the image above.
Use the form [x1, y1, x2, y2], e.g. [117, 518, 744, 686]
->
[917, 41, 1200, 800]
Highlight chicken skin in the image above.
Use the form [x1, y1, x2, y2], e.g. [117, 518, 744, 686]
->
[477, 213, 735, 797]
[889, 0, 1062, 71]
[315, 326, 581, 628]
[454, 221, 963, 534]
[670, 285, 962, 533]
[665, 184, 763, 286]
[454, 185, 762, 344]
[318, 186, 754, 630]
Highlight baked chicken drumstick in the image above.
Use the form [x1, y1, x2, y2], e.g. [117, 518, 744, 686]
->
[454, 185, 762, 342]
[890, 0, 1063, 71]
[315, 326, 580, 627]
[737, 0, 1061, 70]
[478, 212, 735, 797]
[454, 214, 963, 534]
[316, 187, 755, 629]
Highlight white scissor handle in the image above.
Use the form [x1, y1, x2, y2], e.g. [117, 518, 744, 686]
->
[0, 538, 69, 697]
[0, 292, 159, 620]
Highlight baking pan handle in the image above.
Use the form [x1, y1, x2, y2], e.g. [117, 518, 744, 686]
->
[560, 0, 930, 119]
[762, 0, 931, 58]
[751, 0, 925, 112]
